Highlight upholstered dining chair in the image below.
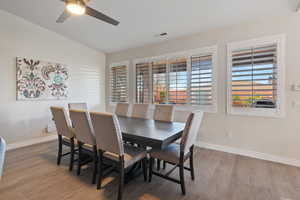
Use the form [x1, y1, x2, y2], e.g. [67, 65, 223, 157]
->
[115, 103, 129, 117]
[149, 111, 204, 195]
[153, 104, 174, 122]
[69, 109, 98, 184]
[90, 112, 148, 200]
[131, 104, 149, 119]
[50, 106, 76, 171]
[68, 103, 88, 111]
[0, 137, 6, 180]
[153, 104, 175, 170]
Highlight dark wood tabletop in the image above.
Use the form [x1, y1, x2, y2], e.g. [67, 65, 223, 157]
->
[117, 116, 185, 149]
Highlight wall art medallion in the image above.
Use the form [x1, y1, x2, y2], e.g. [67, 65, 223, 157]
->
[16, 58, 69, 100]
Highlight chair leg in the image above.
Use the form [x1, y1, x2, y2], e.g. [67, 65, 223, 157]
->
[163, 160, 166, 170]
[149, 157, 153, 182]
[179, 153, 186, 195]
[77, 142, 82, 176]
[92, 146, 98, 184]
[97, 150, 103, 190]
[57, 135, 62, 165]
[118, 156, 125, 200]
[69, 138, 75, 171]
[157, 159, 161, 171]
[142, 158, 147, 182]
[189, 146, 195, 181]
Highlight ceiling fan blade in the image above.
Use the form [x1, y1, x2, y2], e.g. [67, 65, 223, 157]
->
[85, 6, 119, 26]
[56, 9, 71, 23]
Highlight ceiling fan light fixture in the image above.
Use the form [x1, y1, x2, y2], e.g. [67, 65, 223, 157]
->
[66, 0, 86, 15]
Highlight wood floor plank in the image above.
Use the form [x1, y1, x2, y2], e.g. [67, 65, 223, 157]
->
[1, 141, 300, 200]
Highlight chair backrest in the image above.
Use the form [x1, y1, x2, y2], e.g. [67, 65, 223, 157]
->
[153, 105, 174, 122]
[132, 104, 149, 119]
[68, 103, 88, 111]
[180, 111, 204, 154]
[50, 106, 74, 138]
[90, 112, 124, 155]
[0, 137, 6, 180]
[69, 109, 96, 145]
[115, 103, 129, 117]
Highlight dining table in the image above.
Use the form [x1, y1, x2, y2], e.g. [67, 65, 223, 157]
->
[117, 116, 186, 149]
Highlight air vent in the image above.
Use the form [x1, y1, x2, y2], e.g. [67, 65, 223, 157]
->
[155, 32, 168, 37]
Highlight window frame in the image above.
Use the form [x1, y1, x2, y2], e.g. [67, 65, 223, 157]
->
[133, 46, 218, 113]
[227, 35, 286, 117]
[109, 61, 130, 105]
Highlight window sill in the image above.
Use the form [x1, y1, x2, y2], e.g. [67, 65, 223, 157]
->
[227, 107, 285, 118]
[109, 103, 217, 114]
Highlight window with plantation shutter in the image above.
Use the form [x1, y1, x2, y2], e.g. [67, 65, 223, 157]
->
[231, 45, 277, 108]
[133, 46, 217, 112]
[136, 63, 150, 103]
[227, 35, 285, 117]
[109, 63, 128, 103]
[169, 58, 188, 105]
[152, 61, 167, 104]
[190, 55, 213, 106]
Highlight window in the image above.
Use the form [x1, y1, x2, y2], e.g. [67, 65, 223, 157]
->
[227, 35, 285, 117]
[169, 58, 188, 105]
[136, 63, 150, 103]
[134, 46, 217, 112]
[190, 55, 213, 106]
[109, 62, 129, 103]
[152, 60, 168, 104]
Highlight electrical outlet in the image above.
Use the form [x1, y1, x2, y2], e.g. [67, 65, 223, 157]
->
[291, 84, 300, 91]
[292, 100, 300, 108]
[226, 131, 232, 138]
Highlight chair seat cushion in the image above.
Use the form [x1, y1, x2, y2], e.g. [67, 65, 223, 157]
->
[150, 143, 189, 164]
[103, 144, 147, 168]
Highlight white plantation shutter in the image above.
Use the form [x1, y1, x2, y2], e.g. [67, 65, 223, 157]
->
[152, 61, 167, 104]
[190, 55, 213, 105]
[133, 46, 217, 111]
[110, 64, 128, 103]
[136, 63, 150, 103]
[231, 44, 277, 108]
[168, 58, 188, 105]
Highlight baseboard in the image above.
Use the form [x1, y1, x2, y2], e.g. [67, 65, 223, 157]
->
[7, 135, 57, 151]
[195, 141, 300, 168]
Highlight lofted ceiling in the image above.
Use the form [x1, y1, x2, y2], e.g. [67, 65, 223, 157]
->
[0, 0, 298, 53]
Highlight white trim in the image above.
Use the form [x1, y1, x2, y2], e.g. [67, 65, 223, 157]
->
[133, 46, 218, 63]
[7, 135, 57, 151]
[196, 141, 300, 168]
[132, 45, 218, 113]
[109, 61, 130, 105]
[226, 34, 286, 118]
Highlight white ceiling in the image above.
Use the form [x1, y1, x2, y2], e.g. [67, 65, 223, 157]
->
[0, 0, 298, 53]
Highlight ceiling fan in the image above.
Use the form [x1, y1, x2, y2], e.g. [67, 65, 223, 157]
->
[56, 0, 119, 26]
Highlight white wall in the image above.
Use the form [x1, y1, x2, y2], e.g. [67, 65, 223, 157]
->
[0, 10, 106, 144]
[107, 14, 300, 163]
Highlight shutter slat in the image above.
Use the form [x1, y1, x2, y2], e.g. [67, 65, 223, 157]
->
[110, 65, 128, 103]
[191, 54, 213, 106]
[168, 59, 188, 105]
[152, 62, 167, 104]
[136, 63, 150, 103]
[231, 44, 277, 108]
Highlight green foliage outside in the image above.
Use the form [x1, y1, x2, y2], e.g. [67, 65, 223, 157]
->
[233, 95, 263, 106]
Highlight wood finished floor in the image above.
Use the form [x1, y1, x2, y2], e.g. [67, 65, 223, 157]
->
[1, 141, 300, 200]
